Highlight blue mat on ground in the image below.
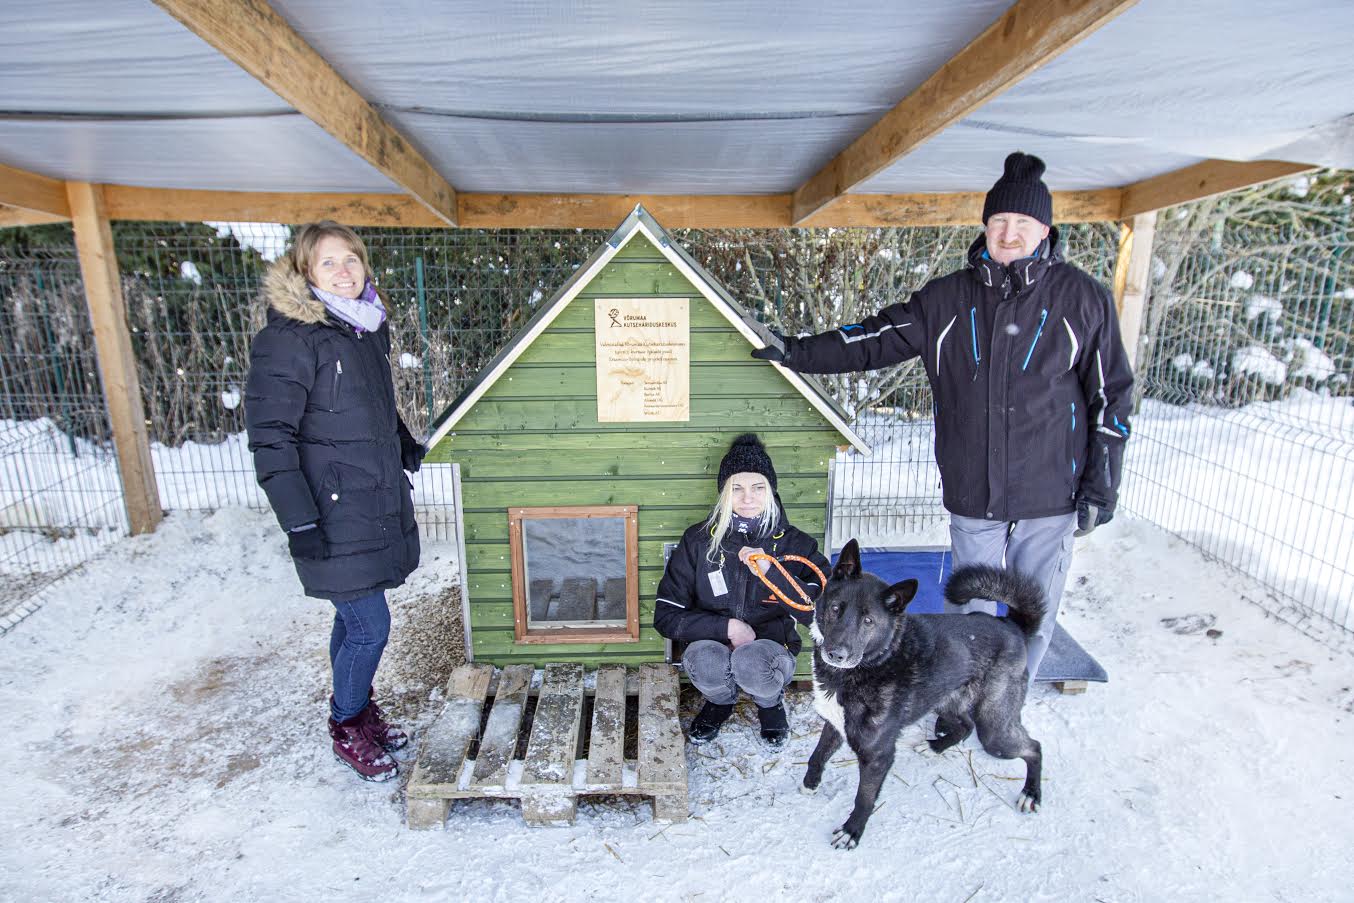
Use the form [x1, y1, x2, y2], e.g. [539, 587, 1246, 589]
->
[833, 547, 1108, 684]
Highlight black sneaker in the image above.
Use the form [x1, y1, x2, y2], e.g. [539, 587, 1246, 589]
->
[689, 701, 735, 744]
[757, 702, 790, 748]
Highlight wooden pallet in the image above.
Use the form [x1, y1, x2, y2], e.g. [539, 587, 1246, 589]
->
[406, 662, 688, 828]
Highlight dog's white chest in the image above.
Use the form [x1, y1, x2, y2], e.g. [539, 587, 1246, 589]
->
[812, 675, 846, 736]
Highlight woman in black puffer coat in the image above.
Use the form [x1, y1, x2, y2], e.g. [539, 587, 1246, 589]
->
[245, 221, 423, 783]
[654, 434, 829, 748]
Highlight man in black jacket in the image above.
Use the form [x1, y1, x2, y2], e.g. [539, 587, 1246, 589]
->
[753, 152, 1133, 688]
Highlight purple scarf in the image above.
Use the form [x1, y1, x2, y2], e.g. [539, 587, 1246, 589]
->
[309, 279, 387, 333]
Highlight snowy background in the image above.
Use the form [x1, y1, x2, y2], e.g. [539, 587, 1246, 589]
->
[1, 392, 1352, 901]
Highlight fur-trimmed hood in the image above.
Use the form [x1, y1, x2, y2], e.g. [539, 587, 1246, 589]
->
[263, 263, 328, 325]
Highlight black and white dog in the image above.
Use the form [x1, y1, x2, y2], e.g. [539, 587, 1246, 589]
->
[803, 539, 1048, 849]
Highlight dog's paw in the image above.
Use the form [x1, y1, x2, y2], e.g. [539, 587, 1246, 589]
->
[1017, 792, 1040, 813]
[799, 780, 820, 797]
[830, 826, 861, 850]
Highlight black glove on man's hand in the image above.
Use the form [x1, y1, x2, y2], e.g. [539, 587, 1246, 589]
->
[1075, 500, 1114, 537]
[287, 524, 326, 560]
[1075, 431, 1126, 537]
[401, 440, 425, 474]
[750, 329, 787, 363]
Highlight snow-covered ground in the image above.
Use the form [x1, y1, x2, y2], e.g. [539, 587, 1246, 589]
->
[0, 392, 1351, 900]
[1, 505, 1352, 902]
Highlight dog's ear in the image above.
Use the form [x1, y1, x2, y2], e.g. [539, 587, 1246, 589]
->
[833, 538, 862, 580]
[884, 578, 918, 613]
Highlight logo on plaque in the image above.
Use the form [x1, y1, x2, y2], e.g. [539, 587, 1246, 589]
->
[595, 298, 690, 422]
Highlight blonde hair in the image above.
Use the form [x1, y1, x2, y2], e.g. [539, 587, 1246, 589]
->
[286, 221, 372, 284]
[703, 478, 779, 564]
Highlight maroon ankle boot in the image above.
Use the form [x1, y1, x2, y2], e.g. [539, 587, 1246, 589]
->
[362, 687, 409, 751]
[328, 714, 397, 782]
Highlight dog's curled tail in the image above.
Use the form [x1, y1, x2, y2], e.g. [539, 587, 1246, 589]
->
[944, 565, 1049, 639]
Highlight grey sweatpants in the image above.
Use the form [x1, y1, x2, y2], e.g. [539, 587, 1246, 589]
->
[682, 638, 797, 708]
[948, 512, 1077, 688]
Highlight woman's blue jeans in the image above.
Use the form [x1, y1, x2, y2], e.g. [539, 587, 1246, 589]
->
[328, 589, 390, 722]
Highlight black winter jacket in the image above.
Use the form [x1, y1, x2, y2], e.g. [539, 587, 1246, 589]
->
[781, 231, 1134, 521]
[653, 509, 829, 657]
[245, 266, 420, 601]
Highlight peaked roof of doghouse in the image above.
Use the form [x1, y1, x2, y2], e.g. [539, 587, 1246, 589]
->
[426, 205, 868, 453]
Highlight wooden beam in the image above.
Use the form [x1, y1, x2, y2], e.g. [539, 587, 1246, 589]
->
[791, 0, 1137, 224]
[0, 162, 70, 217]
[65, 182, 163, 536]
[99, 184, 1121, 229]
[104, 185, 437, 226]
[1119, 159, 1318, 218]
[800, 189, 1122, 228]
[103, 186, 787, 228]
[152, 0, 458, 226]
[458, 193, 791, 229]
[1112, 211, 1157, 372]
[0, 204, 70, 229]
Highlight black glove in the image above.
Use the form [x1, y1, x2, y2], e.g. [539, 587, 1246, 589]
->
[401, 439, 425, 474]
[287, 524, 326, 560]
[750, 329, 787, 363]
[1075, 432, 1126, 537]
[397, 417, 425, 473]
[1075, 500, 1114, 537]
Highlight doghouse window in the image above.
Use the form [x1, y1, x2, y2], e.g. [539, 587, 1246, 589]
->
[508, 505, 640, 643]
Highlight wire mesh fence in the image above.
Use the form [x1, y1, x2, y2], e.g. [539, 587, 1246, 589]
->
[1125, 214, 1354, 636]
[0, 243, 125, 621]
[0, 202, 1349, 637]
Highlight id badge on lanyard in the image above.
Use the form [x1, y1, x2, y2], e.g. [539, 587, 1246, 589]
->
[708, 550, 729, 596]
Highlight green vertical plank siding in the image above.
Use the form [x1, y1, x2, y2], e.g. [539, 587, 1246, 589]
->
[427, 233, 846, 667]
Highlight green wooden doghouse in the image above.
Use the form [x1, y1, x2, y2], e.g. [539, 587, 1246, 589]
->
[405, 206, 866, 828]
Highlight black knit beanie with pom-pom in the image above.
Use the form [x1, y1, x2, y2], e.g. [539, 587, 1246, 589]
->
[982, 151, 1053, 226]
[717, 433, 777, 491]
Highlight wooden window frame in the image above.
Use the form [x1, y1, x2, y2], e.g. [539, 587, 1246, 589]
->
[507, 505, 640, 644]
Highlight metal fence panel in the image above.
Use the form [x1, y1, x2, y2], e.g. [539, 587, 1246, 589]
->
[0, 247, 126, 619]
[1125, 222, 1354, 635]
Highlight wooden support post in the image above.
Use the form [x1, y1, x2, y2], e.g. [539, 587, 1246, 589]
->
[1112, 211, 1158, 372]
[66, 182, 163, 535]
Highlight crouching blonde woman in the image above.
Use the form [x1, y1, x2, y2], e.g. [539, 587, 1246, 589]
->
[653, 434, 829, 748]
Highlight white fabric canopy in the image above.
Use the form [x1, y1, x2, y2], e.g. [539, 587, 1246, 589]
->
[1, 0, 1351, 197]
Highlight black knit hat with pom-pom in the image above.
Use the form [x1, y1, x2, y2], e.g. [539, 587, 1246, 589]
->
[717, 433, 777, 491]
[982, 151, 1053, 226]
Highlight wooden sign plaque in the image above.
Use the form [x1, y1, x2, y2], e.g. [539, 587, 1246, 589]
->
[594, 298, 690, 422]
